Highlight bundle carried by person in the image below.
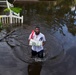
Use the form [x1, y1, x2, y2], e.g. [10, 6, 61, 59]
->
[29, 30, 42, 46]
[29, 39, 42, 46]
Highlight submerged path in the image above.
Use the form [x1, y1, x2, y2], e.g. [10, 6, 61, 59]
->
[0, 15, 68, 75]
[6, 24, 64, 63]
[0, 13, 66, 75]
[0, 21, 76, 75]
[0, 24, 64, 75]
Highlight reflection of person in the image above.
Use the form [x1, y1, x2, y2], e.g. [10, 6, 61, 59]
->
[28, 26, 46, 58]
[28, 62, 42, 75]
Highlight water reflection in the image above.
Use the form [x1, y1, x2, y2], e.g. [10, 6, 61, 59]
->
[1, 0, 76, 75]
[28, 62, 42, 75]
[20, 0, 76, 36]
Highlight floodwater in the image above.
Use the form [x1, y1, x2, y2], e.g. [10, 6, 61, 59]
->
[25, 1, 76, 75]
[0, 0, 76, 75]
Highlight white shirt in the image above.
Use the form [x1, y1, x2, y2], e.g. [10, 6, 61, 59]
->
[29, 33, 46, 52]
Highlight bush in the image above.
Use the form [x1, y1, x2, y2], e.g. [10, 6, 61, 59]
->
[4, 7, 22, 14]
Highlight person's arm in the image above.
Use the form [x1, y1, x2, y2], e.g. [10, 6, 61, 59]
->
[42, 41, 46, 46]
[28, 39, 30, 44]
[28, 34, 31, 44]
[42, 35, 46, 46]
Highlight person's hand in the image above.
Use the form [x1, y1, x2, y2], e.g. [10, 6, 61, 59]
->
[42, 41, 45, 46]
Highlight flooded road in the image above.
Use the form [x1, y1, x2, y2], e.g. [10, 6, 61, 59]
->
[0, 0, 76, 75]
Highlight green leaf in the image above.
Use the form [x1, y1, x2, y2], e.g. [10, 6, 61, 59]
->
[4, 7, 22, 14]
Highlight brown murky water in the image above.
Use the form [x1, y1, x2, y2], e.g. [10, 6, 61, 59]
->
[0, 0, 76, 75]
[24, 1, 76, 75]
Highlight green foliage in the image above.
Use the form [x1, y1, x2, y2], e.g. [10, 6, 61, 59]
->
[11, 7, 22, 14]
[4, 8, 10, 12]
[0, 22, 2, 29]
[4, 7, 22, 14]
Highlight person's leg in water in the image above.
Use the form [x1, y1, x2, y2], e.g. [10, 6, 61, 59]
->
[38, 50, 44, 58]
[31, 50, 37, 58]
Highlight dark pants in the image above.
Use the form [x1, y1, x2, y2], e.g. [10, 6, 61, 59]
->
[31, 50, 43, 58]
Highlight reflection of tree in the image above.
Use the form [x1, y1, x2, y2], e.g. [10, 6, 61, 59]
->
[37, 1, 76, 36]
[13, 0, 76, 36]
[68, 25, 76, 36]
[67, 18, 76, 36]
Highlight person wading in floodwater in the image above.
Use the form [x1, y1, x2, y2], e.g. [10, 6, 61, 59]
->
[28, 26, 46, 58]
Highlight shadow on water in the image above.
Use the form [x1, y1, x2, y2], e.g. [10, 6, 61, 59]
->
[28, 62, 42, 75]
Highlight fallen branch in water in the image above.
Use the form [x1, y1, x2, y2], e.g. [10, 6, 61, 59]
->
[0, 28, 17, 41]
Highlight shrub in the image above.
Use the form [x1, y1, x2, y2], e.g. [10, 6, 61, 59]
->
[4, 7, 22, 14]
